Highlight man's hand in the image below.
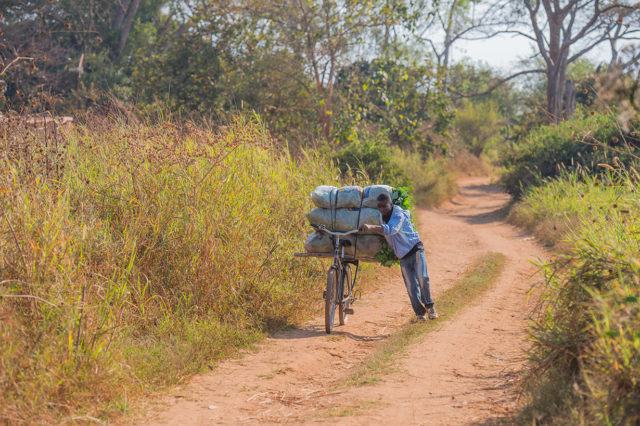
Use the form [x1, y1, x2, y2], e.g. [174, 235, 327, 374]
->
[360, 224, 383, 233]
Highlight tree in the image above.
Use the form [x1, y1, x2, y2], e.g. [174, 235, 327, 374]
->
[0, 0, 166, 110]
[334, 58, 453, 150]
[518, 0, 640, 122]
[415, 0, 512, 87]
[245, 0, 420, 140]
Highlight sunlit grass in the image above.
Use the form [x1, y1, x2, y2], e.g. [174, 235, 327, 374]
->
[511, 167, 640, 424]
[0, 114, 343, 422]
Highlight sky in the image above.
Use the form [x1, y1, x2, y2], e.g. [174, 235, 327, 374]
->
[453, 33, 613, 72]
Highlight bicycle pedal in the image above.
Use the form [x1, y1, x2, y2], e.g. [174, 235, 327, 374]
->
[344, 308, 354, 315]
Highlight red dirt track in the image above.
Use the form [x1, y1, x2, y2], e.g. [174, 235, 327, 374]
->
[137, 177, 547, 425]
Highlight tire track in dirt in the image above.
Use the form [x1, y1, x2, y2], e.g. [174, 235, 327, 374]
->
[136, 177, 547, 425]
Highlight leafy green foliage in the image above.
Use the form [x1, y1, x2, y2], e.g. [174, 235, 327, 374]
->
[132, 35, 222, 113]
[392, 186, 412, 210]
[333, 130, 411, 188]
[453, 100, 502, 156]
[374, 241, 399, 267]
[334, 58, 453, 151]
[500, 111, 640, 197]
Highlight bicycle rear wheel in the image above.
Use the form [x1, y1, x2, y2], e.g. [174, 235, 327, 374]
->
[325, 266, 338, 334]
[339, 264, 352, 325]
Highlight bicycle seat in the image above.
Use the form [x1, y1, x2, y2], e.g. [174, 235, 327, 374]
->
[339, 240, 352, 247]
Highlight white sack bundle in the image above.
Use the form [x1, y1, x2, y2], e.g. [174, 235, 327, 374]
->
[306, 208, 381, 232]
[361, 185, 393, 208]
[311, 184, 394, 209]
[310, 185, 363, 209]
[304, 232, 384, 258]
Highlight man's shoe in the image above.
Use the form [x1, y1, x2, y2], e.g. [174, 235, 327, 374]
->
[415, 314, 426, 321]
[428, 307, 438, 320]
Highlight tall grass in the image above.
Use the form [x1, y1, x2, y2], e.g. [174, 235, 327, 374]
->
[0, 114, 340, 422]
[511, 166, 640, 424]
[508, 167, 636, 247]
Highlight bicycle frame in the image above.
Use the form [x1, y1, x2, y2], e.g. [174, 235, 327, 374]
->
[311, 223, 360, 301]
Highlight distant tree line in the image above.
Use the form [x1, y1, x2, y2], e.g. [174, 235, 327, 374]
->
[0, 0, 638, 146]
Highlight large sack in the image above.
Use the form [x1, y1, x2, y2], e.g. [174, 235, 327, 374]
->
[311, 185, 363, 209]
[304, 231, 333, 253]
[362, 185, 393, 208]
[304, 232, 384, 258]
[306, 207, 381, 232]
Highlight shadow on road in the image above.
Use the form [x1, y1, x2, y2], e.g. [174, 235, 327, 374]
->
[271, 324, 390, 342]
[453, 204, 512, 225]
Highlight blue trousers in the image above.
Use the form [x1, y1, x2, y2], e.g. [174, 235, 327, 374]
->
[399, 248, 434, 315]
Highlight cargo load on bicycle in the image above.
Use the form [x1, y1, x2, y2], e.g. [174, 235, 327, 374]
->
[294, 184, 413, 333]
[298, 184, 411, 263]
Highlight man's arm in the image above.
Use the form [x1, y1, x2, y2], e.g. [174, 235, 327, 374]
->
[382, 212, 404, 236]
[361, 224, 384, 233]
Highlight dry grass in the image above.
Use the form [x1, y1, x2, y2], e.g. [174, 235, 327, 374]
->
[511, 167, 640, 424]
[0, 113, 343, 422]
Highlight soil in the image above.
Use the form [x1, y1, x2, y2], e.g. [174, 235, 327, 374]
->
[136, 177, 548, 425]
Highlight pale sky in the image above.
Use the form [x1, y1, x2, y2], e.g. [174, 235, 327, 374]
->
[453, 33, 613, 72]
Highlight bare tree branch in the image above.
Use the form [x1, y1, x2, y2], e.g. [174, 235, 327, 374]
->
[451, 68, 547, 100]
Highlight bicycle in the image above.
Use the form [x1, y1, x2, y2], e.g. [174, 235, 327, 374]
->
[310, 223, 361, 334]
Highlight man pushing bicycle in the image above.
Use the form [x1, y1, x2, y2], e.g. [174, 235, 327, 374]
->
[361, 192, 438, 321]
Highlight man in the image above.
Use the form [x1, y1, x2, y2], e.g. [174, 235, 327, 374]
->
[361, 193, 438, 321]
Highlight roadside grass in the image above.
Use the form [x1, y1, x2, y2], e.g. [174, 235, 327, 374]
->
[507, 168, 635, 248]
[0, 114, 348, 422]
[508, 167, 640, 424]
[347, 252, 507, 387]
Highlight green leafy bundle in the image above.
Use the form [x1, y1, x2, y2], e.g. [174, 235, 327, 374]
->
[374, 186, 413, 267]
[374, 241, 398, 267]
[392, 186, 412, 210]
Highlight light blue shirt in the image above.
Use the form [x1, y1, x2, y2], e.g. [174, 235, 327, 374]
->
[381, 206, 421, 259]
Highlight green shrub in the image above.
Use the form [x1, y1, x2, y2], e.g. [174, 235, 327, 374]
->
[500, 111, 639, 197]
[514, 167, 640, 424]
[333, 130, 411, 189]
[0, 114, 339, 422]
[453, 100, 502, 156]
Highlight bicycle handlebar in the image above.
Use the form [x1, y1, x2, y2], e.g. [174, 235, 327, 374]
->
[310, 223, 360, 237]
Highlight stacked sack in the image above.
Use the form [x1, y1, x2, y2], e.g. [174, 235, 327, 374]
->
[304, 185, 393, 259]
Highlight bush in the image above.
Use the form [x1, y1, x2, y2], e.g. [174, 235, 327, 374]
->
[513, 167, 640, 424]
[333, 130, 411, 188]
[500, 111, 639, 197]
[453, 100, 502, 156]
[0, 114, 339, 421]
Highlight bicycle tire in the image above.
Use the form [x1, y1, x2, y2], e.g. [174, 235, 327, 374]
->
[325, 266, 338, 334]
[339, 264, 352, 326]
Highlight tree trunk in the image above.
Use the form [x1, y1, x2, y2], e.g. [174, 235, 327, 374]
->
[564, 79, 576, 117]
[114, 0, 141, 61]
[113, 0, 132, 30]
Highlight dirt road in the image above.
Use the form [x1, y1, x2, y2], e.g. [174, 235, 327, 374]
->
[139, 177, 547, 425]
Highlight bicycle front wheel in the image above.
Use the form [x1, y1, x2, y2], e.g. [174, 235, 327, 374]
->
[339, 264, 352, 326]
[325, 266, 338, 334]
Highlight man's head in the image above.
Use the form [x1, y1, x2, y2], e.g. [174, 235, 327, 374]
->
[377, 193, 393, 218]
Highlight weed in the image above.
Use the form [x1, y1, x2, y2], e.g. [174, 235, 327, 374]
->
[0, 113, 340, 422]
[512, 167, 640, 424]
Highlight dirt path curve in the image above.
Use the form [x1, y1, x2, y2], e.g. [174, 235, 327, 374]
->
[138, 177, 547, 425]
